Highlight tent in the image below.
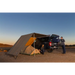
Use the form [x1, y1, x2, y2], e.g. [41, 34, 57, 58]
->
[7, 33, 47, 56]
[22, 45, 40, 55]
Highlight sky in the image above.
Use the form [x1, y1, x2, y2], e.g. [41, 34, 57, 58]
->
[0, 13, 75, 45]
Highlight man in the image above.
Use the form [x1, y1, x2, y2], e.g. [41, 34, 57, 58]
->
[40, 44, 45, 54]
[60, 36, 66, 54]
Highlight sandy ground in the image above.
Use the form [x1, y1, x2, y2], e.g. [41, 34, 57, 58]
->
[0, 48, 75, 62]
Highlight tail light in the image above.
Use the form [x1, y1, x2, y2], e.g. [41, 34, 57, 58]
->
[49, 42, 52, 46]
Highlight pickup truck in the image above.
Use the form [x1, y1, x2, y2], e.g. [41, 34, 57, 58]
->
[35, 34, 60, 52]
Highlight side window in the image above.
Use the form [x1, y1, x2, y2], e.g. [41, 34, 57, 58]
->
[46, 37, 50, 42]
[42, 38, 45, 42]
[40, 38, 44, 42]
[42, 37, 50, 42]
[39, 37, 50, 42]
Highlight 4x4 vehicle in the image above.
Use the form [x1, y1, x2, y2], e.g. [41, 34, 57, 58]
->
[36, 34, 60, 52]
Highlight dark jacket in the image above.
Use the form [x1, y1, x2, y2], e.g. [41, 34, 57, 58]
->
[60, 39, 65, 45]
[41, 47, 44, 51]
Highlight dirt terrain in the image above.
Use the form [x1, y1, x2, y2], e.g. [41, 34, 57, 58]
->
[0, 48, 75, 62]
[0, 43, 12, 51]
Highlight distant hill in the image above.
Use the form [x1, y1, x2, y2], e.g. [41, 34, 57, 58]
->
[0, 43, 13, 47]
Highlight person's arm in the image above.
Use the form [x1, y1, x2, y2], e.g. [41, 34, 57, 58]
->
[63, 39, 65, 42]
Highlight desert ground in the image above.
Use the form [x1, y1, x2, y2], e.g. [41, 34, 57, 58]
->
[0, 48, 75, 62]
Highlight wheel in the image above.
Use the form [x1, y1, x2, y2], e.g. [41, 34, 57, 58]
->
[47, 49, 53, 53]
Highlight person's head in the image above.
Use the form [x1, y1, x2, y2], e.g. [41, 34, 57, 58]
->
[42, 44, 44, 47]
[61, 36, 63, 39]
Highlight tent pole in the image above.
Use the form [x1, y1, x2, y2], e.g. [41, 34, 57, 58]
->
[34, 33, 35, 57]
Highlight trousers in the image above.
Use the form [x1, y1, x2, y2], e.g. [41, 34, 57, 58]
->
[62, 45, 66, 53]
[40, 49, 44, 54]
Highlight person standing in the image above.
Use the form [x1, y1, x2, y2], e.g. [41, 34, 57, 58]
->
[60, 36, 66, 54]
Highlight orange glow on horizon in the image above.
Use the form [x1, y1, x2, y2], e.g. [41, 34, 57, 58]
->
[0, 38, 75, 45]
[0, 42, 15, 45]
[1, 41, 75, 46]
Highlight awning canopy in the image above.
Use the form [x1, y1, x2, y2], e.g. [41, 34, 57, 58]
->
[7, 33, 48, 56]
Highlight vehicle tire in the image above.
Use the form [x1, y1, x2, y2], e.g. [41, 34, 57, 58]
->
[47, 49, 53, 53]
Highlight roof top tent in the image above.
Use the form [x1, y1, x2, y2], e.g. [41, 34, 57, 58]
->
[7, 33, 48, 57]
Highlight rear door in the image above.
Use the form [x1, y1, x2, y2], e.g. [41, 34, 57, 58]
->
[51, 34, 60, 48]
[51, 34, 60, 43]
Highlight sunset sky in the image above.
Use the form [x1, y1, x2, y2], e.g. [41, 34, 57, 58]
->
[0, 13, 75, 45]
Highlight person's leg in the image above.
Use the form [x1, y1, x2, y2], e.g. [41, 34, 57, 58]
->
[63, 45, 66, 53]
[40, 50, 42, 54]
[40, 50, 43, 54]
[62, 45, 64, 53]
[42, 50, 44, 54]
[41, 50, 44, 54]
[62, 45, 64, 51]
[62, 45, 66, 54]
